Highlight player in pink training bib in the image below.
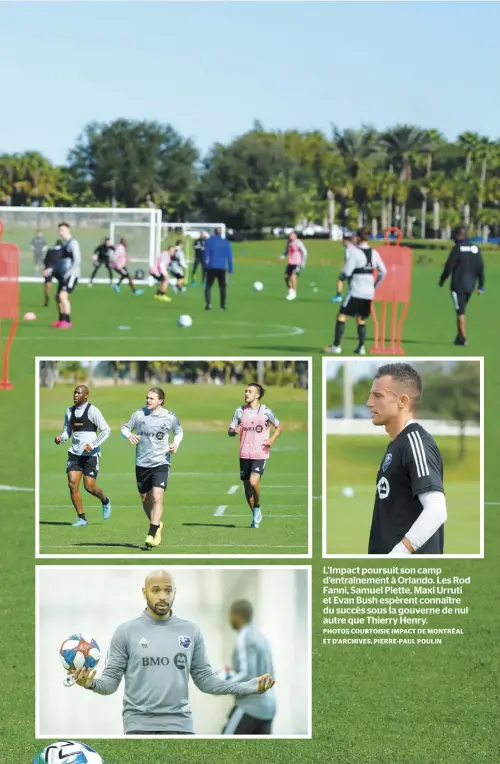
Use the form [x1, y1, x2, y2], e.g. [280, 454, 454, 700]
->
[280, 232, 308, 301]
[150, 245, 174, 303]
[228, 383, 282, 528]
[111, 238, 143, 296]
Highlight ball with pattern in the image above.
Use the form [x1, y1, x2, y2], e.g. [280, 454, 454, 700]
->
[59, 634, 100, 672]
[32, 740, 104, 764]
[177, 314, 193, 328]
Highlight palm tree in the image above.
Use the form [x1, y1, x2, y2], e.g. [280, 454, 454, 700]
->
[378, 124, 428, 181]
[423, 129, 446, 178]
[457, 131, 482, 176]
[426, 173, 451, 238]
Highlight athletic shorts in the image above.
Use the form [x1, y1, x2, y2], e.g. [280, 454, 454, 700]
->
[57, 276, 78, 294]
[44, 274, 54, 284]
[169, 267, 185, 279]
[136, 464, 170, 493]
[66, 452, 99, 478]
[340, 295, 372, 319]
[151, 273, 167, 283]
[285, 264, 301, 277]
[451, 291, 472, 315]
[114, 267, 129, 278]
[222, 708, 273, 735]
[239, 458, 267, 481]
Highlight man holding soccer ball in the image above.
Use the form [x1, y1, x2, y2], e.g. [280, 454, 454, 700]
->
[68, 569, 276, 735]
[121, 388, 183, 549]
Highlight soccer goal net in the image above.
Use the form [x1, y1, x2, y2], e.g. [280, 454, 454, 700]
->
[0, 206, 161, 283]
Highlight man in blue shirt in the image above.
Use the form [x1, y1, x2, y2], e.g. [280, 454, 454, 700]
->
[203, 228, 233, 311]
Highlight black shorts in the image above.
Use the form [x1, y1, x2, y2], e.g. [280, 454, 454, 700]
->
[223, 708, 273, 735]
[44, 274, 54, 284]
[285, 264, 301, 277]
[136, 464, 170, 493]
[66, 452, 100, 478]
[451, 291, 472, 315]
[126, 731, 193, 735]
[114, 267, 129, 278]
[57, 275, 78, 295]
[340, 295, 372, 319]
[240, 458, 267, 481]
[169, 268, 185, 279]
[152, 273, 167, 283]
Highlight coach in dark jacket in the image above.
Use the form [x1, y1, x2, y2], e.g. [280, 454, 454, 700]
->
[203, 228, 233, 310]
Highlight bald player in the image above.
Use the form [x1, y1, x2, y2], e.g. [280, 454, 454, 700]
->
[222, 599, 276, 735]
[70, 569, 276, 735]
[366, 363, 447, 555]
[55, 384, 112, 527]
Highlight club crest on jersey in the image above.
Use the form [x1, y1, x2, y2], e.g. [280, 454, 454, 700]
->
[179, 636, 192, 649]
[382, 453, 392, 472]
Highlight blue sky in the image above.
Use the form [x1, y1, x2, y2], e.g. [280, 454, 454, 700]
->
[1, 1, 499, 165]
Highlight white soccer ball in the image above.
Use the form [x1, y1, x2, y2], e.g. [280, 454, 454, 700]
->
[253, 281, 264, 291]
[33, 740, 104, 763]
[59, 633, 100, 671]
[177, 314, 193, 328]
[342, 486, 355, 498]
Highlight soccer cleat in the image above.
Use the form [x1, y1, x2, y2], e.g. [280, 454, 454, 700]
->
[454, 336, 467, 346]
[323, 345, 342, 354]
[50, 320, 63, 327]
[113, 285, 120, 293]
[87, 282, 93, 288]
[72, 517, 88, 527]
[330, 294, 343, 303]
[190, 280, 196, 286]
[205, 305, 212, 311]
[134, 289, 144, 296]
[155, 521, 164, 545]
[254, 509, 263, 524]
[285, 292, 297, 301]
[102, 500, 112, 520]
[58, 321, 72, 329]
[354, 345, 366, 355]
[154, 294, 171, 302]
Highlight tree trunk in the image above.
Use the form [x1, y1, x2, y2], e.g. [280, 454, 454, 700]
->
[371, 217, 378, 239]
[463, 203, 470, 228]
[407, 215, 414, 238]
[387, 195, 393, 228]
[327, 190, 335, 239]
[459, 423, 465, 461]
[482, 224, 489, 243]
[421, 194, 427, 239]
[401, 202, 406, 235]
[381, 202, 387, 232]
[433, 200, 440, 237]
[477, 199, 482, 238]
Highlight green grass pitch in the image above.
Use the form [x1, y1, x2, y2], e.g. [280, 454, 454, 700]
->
[38, 384, 309, 556]
[326, 435, 481, 555]
[1, 236, 499, 762]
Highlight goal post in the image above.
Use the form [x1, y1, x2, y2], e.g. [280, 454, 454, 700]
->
[0, 206, 160, 283]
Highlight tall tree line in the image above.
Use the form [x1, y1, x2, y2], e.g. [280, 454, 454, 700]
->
[1, 119, 499, 237]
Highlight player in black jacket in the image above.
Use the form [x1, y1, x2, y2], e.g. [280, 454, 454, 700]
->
[42, 240, 64, 307]
[90, 238, 114, 286]
[439, 227, 485, 346]
[191, 231, 208, 286]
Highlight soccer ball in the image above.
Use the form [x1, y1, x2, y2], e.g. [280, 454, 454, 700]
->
[32, 740, 104, 764]
[342, 486, 355, 498]
[253, 281, 264, 291]
[59, 634, 100, 672]
[24, 312, 37, 321]
[177, 314, 193, 328]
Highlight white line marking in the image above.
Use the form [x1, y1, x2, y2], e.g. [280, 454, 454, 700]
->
[485, 502, 500, 506]
[0, 484, 35, 492]
[214, 505, 227, 516]
[227, 485, 240, 495]
[39, 543, 307, 550]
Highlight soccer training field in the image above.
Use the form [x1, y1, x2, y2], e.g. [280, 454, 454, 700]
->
[38, 384, 309, 557]
[1, 236, 500, 762]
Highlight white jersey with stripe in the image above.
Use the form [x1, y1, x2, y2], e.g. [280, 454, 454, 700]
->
[342, 243, 386, 300]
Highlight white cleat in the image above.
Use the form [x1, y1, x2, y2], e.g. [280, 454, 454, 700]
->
[323, 345, 342, 354]
[355, 345, 366, 355]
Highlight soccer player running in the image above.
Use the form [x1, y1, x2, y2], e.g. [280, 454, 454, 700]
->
[111, 238, 143, 295]
[280, 232, 308, 301]
[324, 227, 387, 355]
[366, 363, 447, 556]
[222, 599, 276, 735]
[70, 569, 275, 735]
[89, 237, 114, 286]
[41, 239, 64, 307]
[54, 385, 112, 527]
[150, 246, 173, 302]
[228, 383, 282, 528]
[50, 222, 82, 329]
[438, 226, 485, 346]
[191, 231, 208, 286]
[30, 229, 47, 274]
[121, 388, 183, 549]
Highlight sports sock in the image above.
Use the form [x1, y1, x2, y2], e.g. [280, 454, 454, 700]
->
[102, 497, 109, 506]
[334, 320, 345, 347]
[149, 523, 160, 537]
[77, 513, 87, 521]
[357, 323, 366, 346]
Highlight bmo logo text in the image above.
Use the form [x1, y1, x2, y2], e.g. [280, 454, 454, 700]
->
[377, 477, 390, 499]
